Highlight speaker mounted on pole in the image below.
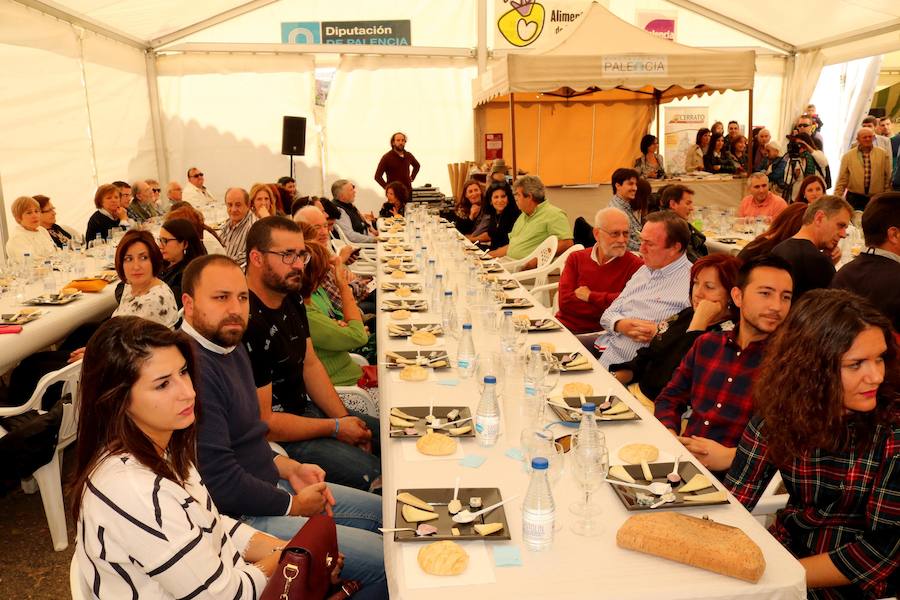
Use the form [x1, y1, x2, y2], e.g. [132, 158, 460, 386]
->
[282, 116, 306, 179]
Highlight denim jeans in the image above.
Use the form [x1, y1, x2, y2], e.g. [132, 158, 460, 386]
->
[241, 480, 387, 600]
[281, 404, 382, 492]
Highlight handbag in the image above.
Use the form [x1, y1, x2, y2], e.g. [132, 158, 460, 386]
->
[260, 514, 361, 600]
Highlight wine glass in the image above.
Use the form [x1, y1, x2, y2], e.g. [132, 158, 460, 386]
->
[569, 432, 609, 536]
[513, 319, 530, 353]
[540, 354, 560, 396]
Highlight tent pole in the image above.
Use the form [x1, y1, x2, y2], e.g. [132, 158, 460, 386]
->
[145, 52, 169, 187]
[509, 94, 518, 179]
[748, 88, 754, 172]
[655, 94, 661, 140]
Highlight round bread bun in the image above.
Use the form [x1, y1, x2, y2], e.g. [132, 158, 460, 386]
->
[60, 287, 80, 296]
[410, 331, 437, 346]
[390, 269, 406, 279]
[539, 342, 556, 354]
[416, 431, 458, 456]
[562, 382, 594, 397]
[618, 443, 660, 464]
[512, 314, 530, 324]
[399, 365, 429, 382]
[417, 541, 468, 576]
[387, 258, 401, 267]
[394, 286, 412, 298]
[391, 309, 412, 320]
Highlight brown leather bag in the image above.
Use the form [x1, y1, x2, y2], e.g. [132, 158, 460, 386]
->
[259, 514, 361, 600]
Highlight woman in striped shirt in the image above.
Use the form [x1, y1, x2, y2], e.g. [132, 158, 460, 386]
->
[71, 317, 297, 598]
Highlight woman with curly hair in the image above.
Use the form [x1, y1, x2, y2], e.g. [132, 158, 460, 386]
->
[726, 289, 898, 600]
[452, 178, 485, 235]
[378, 181, 408, 218]
[737, 202, 807, 262]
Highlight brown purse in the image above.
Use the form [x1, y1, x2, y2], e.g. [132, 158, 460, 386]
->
[260, 514, 361, 600]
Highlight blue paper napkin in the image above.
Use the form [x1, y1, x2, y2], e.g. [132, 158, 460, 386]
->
[493, 545, 522, 567]
[504, 447, 525, 462]
[436, 378, 459, 386]
[459, 454, 486, 468]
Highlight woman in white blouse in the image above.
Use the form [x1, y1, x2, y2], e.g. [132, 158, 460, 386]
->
[111, 230, 179, 328]
[4, 196, 57, 261]
[71, 317, 287, 598]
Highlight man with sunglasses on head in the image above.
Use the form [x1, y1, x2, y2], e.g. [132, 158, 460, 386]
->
[243, 217, 381, 493]
[182, 165, 217, 204]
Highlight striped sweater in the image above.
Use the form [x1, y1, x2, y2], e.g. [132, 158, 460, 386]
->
[75, 454, 267, 599]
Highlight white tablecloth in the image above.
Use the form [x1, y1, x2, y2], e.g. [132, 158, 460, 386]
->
[376, 235, 805, 599]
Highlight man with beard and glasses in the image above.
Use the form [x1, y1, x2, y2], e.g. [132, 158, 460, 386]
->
[242, 217, 381, 492]
[555, 207, 643, 334]
[654, 255, 794, 475]
[180, 254, 388, 597]
[374, 131, 419, 195]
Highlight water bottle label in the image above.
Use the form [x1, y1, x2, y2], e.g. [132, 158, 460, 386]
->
[524, 385, 538, 397]
[523, 510, 555, 544]
[458, 359, 470, 369]
[474, 415, 500, 444]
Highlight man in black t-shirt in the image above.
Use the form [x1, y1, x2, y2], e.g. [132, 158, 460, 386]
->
[243, 216, 381, 492]
[772, 195, 852, 300]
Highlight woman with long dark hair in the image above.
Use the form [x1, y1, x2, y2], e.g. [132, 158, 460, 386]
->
[476, 182, 520, 250]
[704, 132, 736, 174]
[158, 218, 207, 307]
[452, 178, 485, 235]
[736, 203, 807, 262]
[685, 128, 710, 173]
[71, 317, 286, 597]
[634, 134, 666, 179]
[793, 174, 827, 204]
[378, 181, 408, 218]
[726, 289, 898, 600]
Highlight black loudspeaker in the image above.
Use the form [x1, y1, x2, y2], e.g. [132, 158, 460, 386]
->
[281, 116, 306, 156]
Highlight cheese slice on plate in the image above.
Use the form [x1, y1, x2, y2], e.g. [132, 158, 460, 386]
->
[602, 402, 630, 415]
[390, 415, 416, 428]
[564, 355, 588, 369]
[402, 505, 440, 522]
[397, 492, 435, 512]
[679, 474, 713, 493]
[609, 465, 635, 483]
[448, 425, 472, 436]
[473, 522, 504, 536]
[682, 490, 727, 503]
[390, 407, 418, 421]
[599, 411, 636, 421]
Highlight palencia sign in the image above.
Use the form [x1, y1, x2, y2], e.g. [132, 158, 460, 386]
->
[601, 55, 668, 75]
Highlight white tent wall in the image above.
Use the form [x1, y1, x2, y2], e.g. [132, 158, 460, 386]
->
[155, 53, 320, 201]
[324, 55, 476, 213]
[0, 0, 154, 259]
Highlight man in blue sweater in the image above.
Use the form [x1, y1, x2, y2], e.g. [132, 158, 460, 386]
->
[180, 254, 387, 598]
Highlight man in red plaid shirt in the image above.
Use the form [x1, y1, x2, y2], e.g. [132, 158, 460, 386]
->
[654, 255, 794, 473]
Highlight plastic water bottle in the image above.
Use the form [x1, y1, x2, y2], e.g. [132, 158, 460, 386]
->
[441, 290, 458, 334]
[524, 345, 545, 390]
[424, 258, 436, 282]
[419, 246, 428, 271]
[577, 403, 604, 447]
[457, 323, 477, 378]
[431, 273, 444, 308]
[499, 310, 516, 352]
[523, 457, 555, 551]
[474, 375, 500, 446]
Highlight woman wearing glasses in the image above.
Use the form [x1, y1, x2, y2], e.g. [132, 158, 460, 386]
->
[34, 194, 82, 249]
[158, 218, 207, 308]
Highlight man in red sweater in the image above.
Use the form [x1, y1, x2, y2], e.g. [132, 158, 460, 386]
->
[556, 207, 643, 333]
[374, 132, 420, 194]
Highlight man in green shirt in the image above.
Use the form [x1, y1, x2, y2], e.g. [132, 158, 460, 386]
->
[488, 175, 574, 268]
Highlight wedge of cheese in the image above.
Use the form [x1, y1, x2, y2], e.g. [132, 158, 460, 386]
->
[451, 528, 461, 537]
[397, 492, 435, 512]
[390, 415, 416, 428]
[563, 355, 588, 369]
[473, 522, 504, 536]
[390, 407, 419, 421]
[448, 425, 472, 436]
[683, 490, 727, 503]
[402, 505, 440, 522]
[599, 411, 636, 421]
[609, 465, 635, 483]
[602, 401, 630, 415]
[679, 474, 713, 493]
[640, 459, 653, 481]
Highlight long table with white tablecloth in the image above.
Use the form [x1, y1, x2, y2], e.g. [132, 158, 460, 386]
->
[375, 219, 805, 599]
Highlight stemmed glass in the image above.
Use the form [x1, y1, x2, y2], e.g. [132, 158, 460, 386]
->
[569, 431, 609, 536]
[540, 353, 560, 396]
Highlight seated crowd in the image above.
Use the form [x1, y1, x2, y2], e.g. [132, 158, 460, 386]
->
[3, 126, 898, 599]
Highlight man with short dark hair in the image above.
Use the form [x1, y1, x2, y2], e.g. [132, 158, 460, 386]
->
[595, 210, 693, 368]
[662, 184, 707, 262]
[332, 179, 377, 243]
[861, 116, 893, 156]
[655, 255, 793, 473]
[374, 131, 420, 193]
[831, 192, 900, 330]
[219, 187, 257, 266]
[724, 120, 741, 152]
[242, 217, 381, 492]
[183, 166, 216, 204]
[180, 254, 388, 594]
[112, 180, 132, 213]
[773, 195, 852, 299]
[488, 175, 573, 266]
[609, 167, 642, 251]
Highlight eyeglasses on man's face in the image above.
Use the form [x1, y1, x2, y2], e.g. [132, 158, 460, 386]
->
[262, 249, 311, 265]
[189, 172, 204, 179]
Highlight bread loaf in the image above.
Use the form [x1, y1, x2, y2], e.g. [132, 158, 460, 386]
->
[616, 512, 765, 583]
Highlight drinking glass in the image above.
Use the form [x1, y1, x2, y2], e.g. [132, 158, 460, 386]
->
[569, 432, 609, 536]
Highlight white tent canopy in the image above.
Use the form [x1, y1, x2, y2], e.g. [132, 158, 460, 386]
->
[473, 2, 756, 106]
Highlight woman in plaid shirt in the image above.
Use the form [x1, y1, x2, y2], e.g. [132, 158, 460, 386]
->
[726, 289, 898, 599]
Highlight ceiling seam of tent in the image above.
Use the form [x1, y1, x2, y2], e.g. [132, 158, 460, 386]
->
[662, 0, 795, 54]
[149, 0, 280, 50]
[73, 26, 99, 189]
[13, 0, 148, 49]
[798, 18, 900, 54]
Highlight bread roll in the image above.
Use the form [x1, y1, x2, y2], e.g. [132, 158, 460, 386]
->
[562, 382, 593, 397]
[618, 443, 659, 464]
[417, 541, 469, 576]
[410, 331, 437, 346]
[416, 432, 457, 456]
[390, 269, 406, 279]
[616, 512, 765, 583]
[399, 366, 428, 381]
[390, 309, 411, 320]
[394, 286, 412, 297]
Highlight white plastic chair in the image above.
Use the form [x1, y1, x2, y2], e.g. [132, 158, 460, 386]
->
[750, 471, 789, 527]
[530, 282, 560, 313]
[503, 235, 558, 275]
[334, 353, 378, 416]
[70, 554, 91, 600]
[511, 243, 584, 290]
[0, 361, 83, 551]
[334, 221, 377, 252]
